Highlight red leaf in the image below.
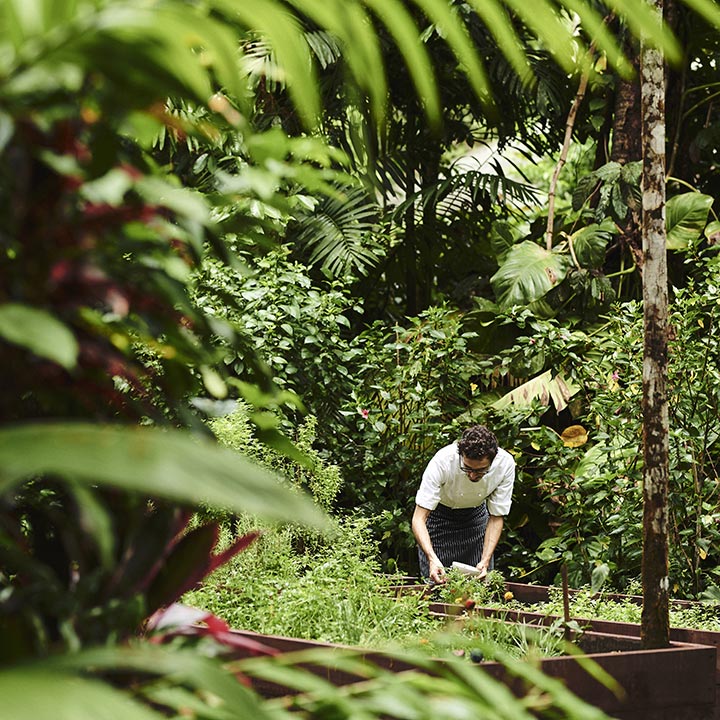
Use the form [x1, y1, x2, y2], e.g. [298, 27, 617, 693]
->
[206, 530, 262, 575]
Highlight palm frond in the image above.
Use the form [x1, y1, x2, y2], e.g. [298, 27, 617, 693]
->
[390, 166, 539, 226]
[291, 187, 385, 277]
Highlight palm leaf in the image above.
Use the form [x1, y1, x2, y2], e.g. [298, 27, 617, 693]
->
[0, 644, 269, 720]
[433, 168, 540, 215]
[212, 0, 321, 128]
[391, 169, 539, 227]
[292, 187, 384, 276]
[285, 0, 390, 125]
[411, 0, 492, 105]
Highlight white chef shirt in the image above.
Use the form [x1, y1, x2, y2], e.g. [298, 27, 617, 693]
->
[415, 442, 515, 515]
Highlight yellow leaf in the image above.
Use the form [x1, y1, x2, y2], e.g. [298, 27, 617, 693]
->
[561, 425, 588, 448]
[699, 547, 708, 560]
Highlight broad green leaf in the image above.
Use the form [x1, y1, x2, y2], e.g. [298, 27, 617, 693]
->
[567, 219, 617, 269]
[574, 440, 637, 481]
[704, 220, 720, 243]
[0, 423, 328, 529]
[0, 669, 163, 720]
[80, 167, 134, 205]
[490, 241, 570, 307]
[49, 645, 266, 713]
[67, 482, 116, 570]
[666, 192, 714, 250]
[489, 221, 517, 263]
[136, 177, 211, 225]
[591, 562, 610, 593]
[0, 111, 14, 152]
[201, 365, 229, 399]
[0, 303, 78, 369]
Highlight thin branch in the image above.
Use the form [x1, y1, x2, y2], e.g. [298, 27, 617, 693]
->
[545, 69, 591, 250]
[545, 14, 616, 251]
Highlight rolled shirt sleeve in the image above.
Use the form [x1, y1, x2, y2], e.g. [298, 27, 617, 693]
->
[484, 454, 515, 516]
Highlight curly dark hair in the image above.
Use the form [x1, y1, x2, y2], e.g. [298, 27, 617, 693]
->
[457, 425, 498, 461]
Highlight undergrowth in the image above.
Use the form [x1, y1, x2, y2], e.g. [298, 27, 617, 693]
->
[435, 572, 720, 632]
[183, 517, 567, 661]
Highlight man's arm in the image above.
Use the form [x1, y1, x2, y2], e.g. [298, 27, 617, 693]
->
[475, 514, 504, 577]
[411, 504, 446, 583]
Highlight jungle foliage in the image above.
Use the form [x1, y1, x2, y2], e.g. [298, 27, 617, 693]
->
[2, 0, 720, 717]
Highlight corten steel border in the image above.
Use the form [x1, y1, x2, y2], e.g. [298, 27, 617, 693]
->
[226, 626, 717, 720]
[389, 578, 720, 719]
[386, 579, 702, 609]
[430, 601, 720, 719]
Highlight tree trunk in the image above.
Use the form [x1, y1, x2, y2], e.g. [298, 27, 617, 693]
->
[640, 0, 671, 650]
[610, 56, 642, 166]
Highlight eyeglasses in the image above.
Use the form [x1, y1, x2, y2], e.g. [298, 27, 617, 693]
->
[460, 462, 490, 477]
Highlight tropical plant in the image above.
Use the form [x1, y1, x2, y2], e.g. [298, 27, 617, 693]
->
[461, 258, 720, 597]
[2, 0, 720, 715]
[194, 247, 361, 428]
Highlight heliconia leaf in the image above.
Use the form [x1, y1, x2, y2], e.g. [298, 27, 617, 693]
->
[117, 508, 191, 597]
[490, 241, 570, 307]
[38, 644, 268, 716]
[206, 530, 262, 576]
[145, 524, 219, 613]
[666, 192, 714, 250]
[0, 423, 329, 530]
[149, 604, 278, 656]
[0, 303, 78, 369]
[146, 527, 260, 613]
[65, 483, 116, 571]
[54, 642, 267, 720]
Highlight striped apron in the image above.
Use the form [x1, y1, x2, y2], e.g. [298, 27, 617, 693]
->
[417, 503, 491, 578]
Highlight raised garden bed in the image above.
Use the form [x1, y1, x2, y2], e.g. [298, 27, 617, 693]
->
[226, 625, 717, 720]
[392, 577, 720, 719]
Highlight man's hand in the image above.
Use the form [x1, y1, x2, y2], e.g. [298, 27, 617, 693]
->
[429, 559, 446, 584]
[474, 563, 488, 580]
